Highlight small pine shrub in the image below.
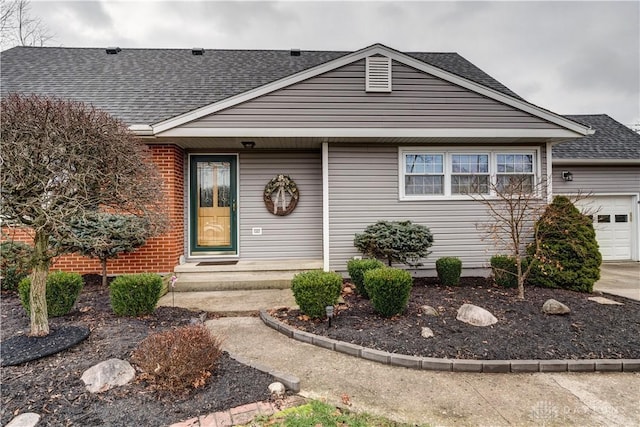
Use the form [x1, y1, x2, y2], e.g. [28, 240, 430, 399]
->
[364, 268, 413, 317]
[291, 270, 343, 319]
[528, 196, 602, 293]
[353, 220, 434, 267]
[18, 271, 83, 317]
[490, 255, 518, 288]
[1, 241, 33, 291]
[131, 324, 223, 392]
[346, 258, 385, 298]
[435, 257, 462, 286]
[109, 273, 162, 316]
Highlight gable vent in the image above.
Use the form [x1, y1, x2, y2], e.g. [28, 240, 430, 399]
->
[366, 56, 392, 92]
[105, 47, 121, 55]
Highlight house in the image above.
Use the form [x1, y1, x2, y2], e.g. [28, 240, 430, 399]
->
[552, 114, 640, 261]
[5, 43, 625, 288]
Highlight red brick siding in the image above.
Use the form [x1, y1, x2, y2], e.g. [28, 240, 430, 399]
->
[3, 144, 185, 274]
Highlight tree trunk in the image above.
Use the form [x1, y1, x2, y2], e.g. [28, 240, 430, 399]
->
[101, 258, 108, 287]
[516, 256, 525, 300]
[29, 230, 50, 336]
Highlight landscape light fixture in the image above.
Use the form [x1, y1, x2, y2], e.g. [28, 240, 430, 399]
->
[241, 141, 256, 149]
[326, 305, 334, 328]
[561, 171, 573, 182]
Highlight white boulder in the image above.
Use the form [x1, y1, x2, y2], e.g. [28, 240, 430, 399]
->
[542, 299, 571, 315]
[81, 358, 135, 393]
[456, 304, 498, 327]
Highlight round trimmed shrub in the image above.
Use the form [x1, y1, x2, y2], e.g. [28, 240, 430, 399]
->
[1, 241, 33, 291]
[131, 324, 223, 392]
[109, 273, 163, 316]
[346, 258, 385, 298]
[435, 257, 462, 286]
[364, 267, 412, 317]
[18, 271, 83, 317]
[291, 270, 342, 319]
[528, 196, 601, 293]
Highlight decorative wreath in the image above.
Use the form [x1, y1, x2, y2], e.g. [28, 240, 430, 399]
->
[264, 174, 299, 216]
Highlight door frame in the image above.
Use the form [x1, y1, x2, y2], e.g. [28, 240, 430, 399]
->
[188, 153, 239, 257]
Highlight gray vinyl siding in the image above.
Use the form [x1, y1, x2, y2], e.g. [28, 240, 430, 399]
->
[328, 143, 548, 271]
[552, 166, 640, 194]
[184, 60, 560, 130]
[238, 151, 323, 259]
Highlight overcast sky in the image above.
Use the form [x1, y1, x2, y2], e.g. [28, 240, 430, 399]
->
[23, 0, 640, 127]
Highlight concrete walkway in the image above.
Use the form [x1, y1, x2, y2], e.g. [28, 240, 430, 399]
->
[207, 316, 639, 426]
[594, 262, 640, 301]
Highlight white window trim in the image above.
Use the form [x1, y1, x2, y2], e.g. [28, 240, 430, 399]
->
[398, 147, 541, 201]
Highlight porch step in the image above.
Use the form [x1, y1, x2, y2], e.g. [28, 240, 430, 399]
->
[172, 259, 322, 291]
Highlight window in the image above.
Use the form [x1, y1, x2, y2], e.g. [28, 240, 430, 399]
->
[400, 149, 538, 199]
[404, 154, 444, 195]
[496, 154, 534, 193]
[451, 154, 489, 194]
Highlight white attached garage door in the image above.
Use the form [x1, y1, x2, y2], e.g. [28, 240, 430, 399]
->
[575, 196, 634, 261]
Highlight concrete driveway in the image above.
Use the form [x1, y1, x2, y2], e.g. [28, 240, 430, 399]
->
[594, 262, 640, 301]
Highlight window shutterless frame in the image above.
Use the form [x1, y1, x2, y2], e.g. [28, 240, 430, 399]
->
[399, 147, 540, 200]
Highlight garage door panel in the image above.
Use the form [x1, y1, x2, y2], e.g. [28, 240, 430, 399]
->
[574, 195, 633, 261]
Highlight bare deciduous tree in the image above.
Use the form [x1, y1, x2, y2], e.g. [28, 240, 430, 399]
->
[1, 0, 53, 50]
[468, 175, 549, 300]
[1, 94, 167, 336]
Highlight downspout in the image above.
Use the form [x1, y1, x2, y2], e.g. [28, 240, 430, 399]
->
[546, 141, 553, 203]
[322, 142, 330, 272]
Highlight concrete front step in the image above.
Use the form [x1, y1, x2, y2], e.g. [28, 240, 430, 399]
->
[172, 259, 322, 291]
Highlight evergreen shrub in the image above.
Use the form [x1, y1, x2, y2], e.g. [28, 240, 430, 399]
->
[109, 273, 162, 316]
[1, 240, 33, 291]
[291, 270, 343, 319]
[346, 258, 385, 298]
[490, 255, 518, 288]
[435, 257, 462, 286]
[353, 220, 434, 267]
[364, 267, 412, 317]
[528, 196, 602, 293]
[18, 271, 83, 317]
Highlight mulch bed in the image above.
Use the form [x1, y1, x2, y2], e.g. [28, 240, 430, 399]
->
[0, 274, 277, 427]
[275, 277, 640, 360]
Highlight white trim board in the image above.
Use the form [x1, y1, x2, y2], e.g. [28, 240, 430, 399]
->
[157, 127, 584, 139]
[149, 44, 593, 138]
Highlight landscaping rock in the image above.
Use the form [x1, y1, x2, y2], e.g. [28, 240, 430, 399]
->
[268, 381, 286, 397]
[542, 299, 571, 315]
[421, 305, 439, 316]
[588, 296, 623, 305]
[81, 358, 135, 393]
[456, 304, 498, 326]
[5, 413, 40, 427]
[421, 327, 434, 338]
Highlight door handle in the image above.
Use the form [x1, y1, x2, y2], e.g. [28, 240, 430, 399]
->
[232, 200, 237, 213]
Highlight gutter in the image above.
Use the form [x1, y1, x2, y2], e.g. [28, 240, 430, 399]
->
[553, 158, 640, 166]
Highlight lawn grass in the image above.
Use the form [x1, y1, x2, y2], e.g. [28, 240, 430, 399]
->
[247, 400, 427, 427]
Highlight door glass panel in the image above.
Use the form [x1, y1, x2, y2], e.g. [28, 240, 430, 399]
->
[615, 214, 628, 223]
[597, 215, 611, 223]
[197, 161, 231, 247]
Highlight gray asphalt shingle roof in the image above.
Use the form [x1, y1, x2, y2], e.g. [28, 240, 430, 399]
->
[1, 46, 522, 126]
[554, 114, 640, 160]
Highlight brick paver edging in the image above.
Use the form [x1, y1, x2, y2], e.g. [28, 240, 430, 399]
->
[259, 309, 640, 374]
